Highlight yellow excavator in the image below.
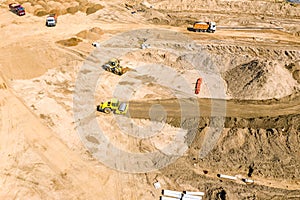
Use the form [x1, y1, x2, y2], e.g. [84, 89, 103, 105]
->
[102, 58, 131, 75]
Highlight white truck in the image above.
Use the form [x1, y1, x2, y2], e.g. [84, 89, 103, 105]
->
[46, 14, 57, 27]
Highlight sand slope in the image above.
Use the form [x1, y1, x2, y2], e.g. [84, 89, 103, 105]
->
[0, 73, 122, 199]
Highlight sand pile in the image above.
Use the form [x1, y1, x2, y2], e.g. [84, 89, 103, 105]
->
[143, 0, 300, 17]
[76, 27, 104, 41]
[56, 37, 82, 47]
[205, 46, 300, 72]
[161, 114, 300, 199]
[135, 0, 300, 29]
[9, 0, 103, 16]
[202, 45, 300, 99]
[224, 59, 299, 99]
[124, 49, 194, 71]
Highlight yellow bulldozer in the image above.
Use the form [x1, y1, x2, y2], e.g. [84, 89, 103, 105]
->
[102, 58, 131, 75]
[96, 98, 128, 115]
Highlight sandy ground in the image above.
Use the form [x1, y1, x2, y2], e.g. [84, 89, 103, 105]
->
[0, 0, 300, 199]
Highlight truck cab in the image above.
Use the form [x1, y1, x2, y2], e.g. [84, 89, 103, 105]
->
[209, 22, 216, 33]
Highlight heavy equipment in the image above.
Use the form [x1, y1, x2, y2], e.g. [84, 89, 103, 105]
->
[188, 21, 216, 33]
[96, 98, 128, 115]
[102, 58, 131, 75]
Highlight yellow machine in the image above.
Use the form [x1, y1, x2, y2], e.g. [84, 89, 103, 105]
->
[102, 58, 131, 75]
[96, 98, 128, 115]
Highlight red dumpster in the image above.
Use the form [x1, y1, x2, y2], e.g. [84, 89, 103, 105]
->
[195, 78, 202, 94]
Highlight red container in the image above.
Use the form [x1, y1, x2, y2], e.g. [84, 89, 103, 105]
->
[195, 78, 202, 94]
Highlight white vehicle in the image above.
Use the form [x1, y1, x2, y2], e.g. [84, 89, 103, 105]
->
[46, 14, 57, 27]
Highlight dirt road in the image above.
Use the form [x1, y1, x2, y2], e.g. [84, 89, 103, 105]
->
[129, 93, 300, 119]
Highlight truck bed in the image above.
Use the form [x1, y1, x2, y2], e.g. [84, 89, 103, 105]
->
[193, 23, 209, 30]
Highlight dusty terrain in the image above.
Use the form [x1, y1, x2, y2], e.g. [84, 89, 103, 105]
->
[0, 0, 300, 199]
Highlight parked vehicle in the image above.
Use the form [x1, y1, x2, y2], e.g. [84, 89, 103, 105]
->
[9, 3, 25, 16]
[46, 14, 58, 27]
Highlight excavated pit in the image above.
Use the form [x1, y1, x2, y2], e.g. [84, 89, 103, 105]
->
[2, 1, 300, 197]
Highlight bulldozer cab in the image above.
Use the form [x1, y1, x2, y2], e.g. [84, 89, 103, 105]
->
[108, 58, 120, 67]
[103, 58, 122, 74]
[97, 98, 118, 112]
[106, 98, 119, 109]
